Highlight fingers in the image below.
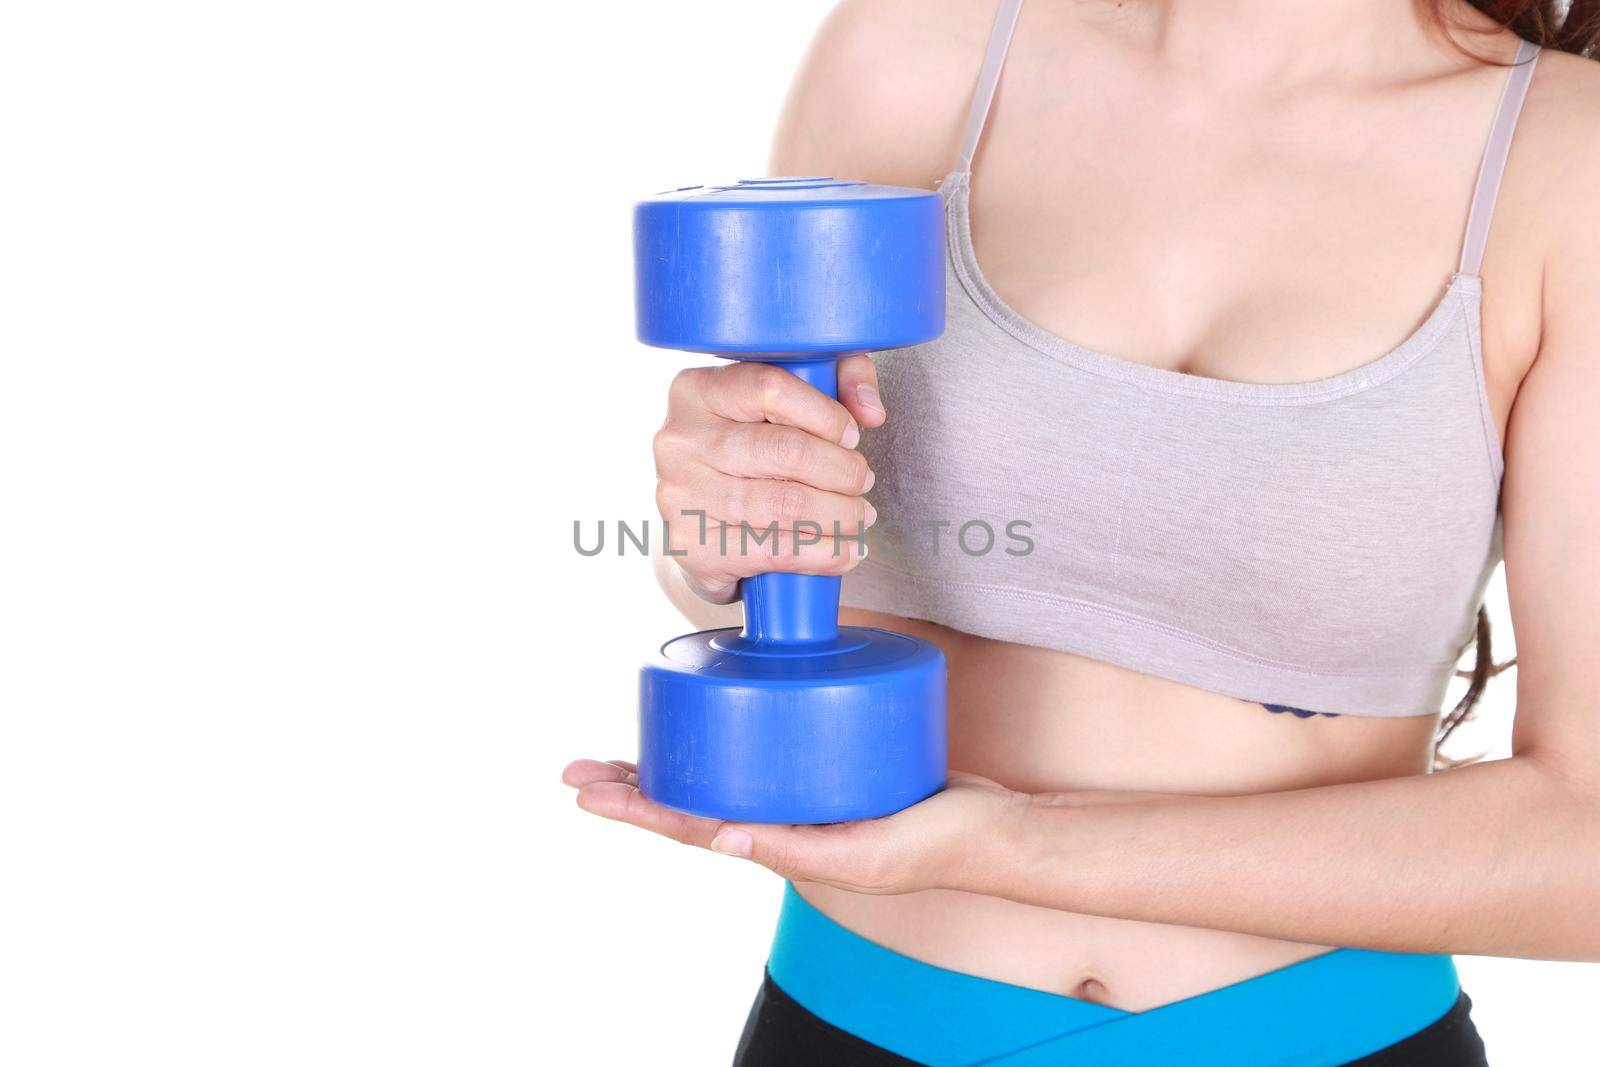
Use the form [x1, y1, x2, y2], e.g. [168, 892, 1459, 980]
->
[662, 521, 866, 589]
[656, 359, 879, 606]
[710, 821, 897, 891]
[560, 757, 855, 867]
[574, 783, 726, 850]
[836, 356, 886, 429]
[659, 467, 871, 538]
[564, 760, 726, 850]
[704, 421, 873, 495]
[675, 564, 741, 606]
[685, 363, 860, 447]
[562, 758, 907, 892]
[561, 759, 637, 788]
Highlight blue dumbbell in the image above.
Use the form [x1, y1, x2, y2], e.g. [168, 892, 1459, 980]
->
[633, 177, 948, 824]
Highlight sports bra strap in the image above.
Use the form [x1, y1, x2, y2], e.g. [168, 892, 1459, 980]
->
[1459, 38, 1541, 276]
[955, 0, 1025, 176]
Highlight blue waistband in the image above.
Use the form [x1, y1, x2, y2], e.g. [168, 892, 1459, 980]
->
[768, 885, 1460, 1067]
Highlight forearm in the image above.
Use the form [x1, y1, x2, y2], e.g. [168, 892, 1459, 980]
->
[987, 753, 1600, 959]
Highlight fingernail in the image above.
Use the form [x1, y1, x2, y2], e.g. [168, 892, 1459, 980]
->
[841, 421, 861, 449]
[864, 501, 878, 528]
[856, 384, 884, 416]
[862, 468, 876, 493]
[711, 829, 753, 858]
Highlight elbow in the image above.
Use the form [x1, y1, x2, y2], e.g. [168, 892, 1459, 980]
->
[1518, 749, 1600, 960]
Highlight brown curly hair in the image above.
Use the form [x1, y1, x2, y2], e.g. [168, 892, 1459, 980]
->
[1430, 0, 1600, 57]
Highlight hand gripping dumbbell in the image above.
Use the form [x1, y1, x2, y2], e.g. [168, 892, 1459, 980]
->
[632, 177, 948, 824]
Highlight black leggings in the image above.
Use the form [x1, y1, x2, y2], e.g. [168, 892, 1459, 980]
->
[733, 972, 1490, 1067]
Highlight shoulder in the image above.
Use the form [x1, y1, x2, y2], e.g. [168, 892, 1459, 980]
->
[768, 0, 997, 189]
[1524, 47, 1600, 166]
[1520, 52, 1600, 316]
[1511, 50, 1600, 244]
[1480, 47, 1600, 364]
[1527, 46, 1600, 116]
[1484, 51, 1600, 379]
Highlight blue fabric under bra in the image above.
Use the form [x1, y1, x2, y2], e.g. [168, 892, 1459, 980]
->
[1262, 702, 1342, 719]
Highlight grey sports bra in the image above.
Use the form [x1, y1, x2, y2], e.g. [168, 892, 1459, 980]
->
[840, 0, 1540, 717]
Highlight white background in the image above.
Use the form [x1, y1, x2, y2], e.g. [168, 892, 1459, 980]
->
[2, 2, 1594, 1064]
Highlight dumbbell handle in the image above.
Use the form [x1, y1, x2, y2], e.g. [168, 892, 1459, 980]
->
[737, 356, 850, 647]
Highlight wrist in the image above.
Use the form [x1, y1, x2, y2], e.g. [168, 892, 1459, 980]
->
[972, 790, 1096, 909]
[953, 788, 1054, 900]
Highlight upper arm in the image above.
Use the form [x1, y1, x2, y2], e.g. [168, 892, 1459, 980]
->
[1499, 64, 1600, 784]
[767, 0, 988, 189]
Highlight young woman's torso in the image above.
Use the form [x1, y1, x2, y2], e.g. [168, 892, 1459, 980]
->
[792, 0, 1560, 1012]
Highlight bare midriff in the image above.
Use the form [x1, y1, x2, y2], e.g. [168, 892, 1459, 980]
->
[797, 606, 1437, 1013]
